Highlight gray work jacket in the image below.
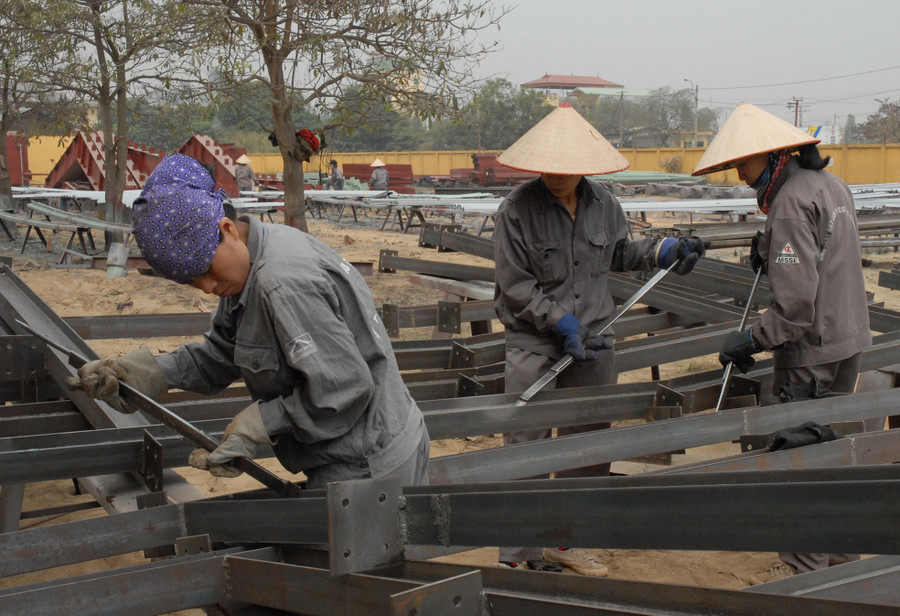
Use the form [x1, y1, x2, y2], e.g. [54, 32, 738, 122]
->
[493, 177, 659, 357]
[235, 164, 255, 192]
[157, 217, 426, 477]
[369, 167, 388, 190]
[754, 158, 872, 367]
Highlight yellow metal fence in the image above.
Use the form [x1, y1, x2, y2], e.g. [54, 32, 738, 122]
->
[255, 145, 900, 186]
[25, 139, 900, 187]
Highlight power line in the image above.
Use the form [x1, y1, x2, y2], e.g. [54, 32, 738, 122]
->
[804, 87, 900, 104]
[705, 65, 900, 91]
[707, 85, 900, 107]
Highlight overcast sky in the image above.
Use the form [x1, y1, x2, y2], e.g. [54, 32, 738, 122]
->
[471, 0, 900, 128]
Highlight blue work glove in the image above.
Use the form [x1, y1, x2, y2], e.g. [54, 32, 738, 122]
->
[656, 236, 706, 275]
[553, 313, 611, 362]
[750, 231, 767, 275]
[718, 327, 761, 373]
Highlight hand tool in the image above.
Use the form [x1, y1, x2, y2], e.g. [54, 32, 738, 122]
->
[713, 267, 764, 413]
[15, 319, 302, 497]
[514, 260, 679, 407]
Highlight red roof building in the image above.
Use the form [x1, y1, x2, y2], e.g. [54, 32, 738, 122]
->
[521, 74, 624, 90]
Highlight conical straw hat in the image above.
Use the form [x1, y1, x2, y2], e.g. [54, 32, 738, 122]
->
[370, 158, 386, 167]
[236, 154, 252, 165]
[692, 102, 819, 176]
[497, 103, 629, 175]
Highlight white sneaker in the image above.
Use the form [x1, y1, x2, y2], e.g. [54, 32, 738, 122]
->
[542, 548, 609, 577]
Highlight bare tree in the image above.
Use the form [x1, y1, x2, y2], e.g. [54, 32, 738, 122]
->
[639, 87, 695, 147]
[18, 0, 225, 226]
[193, 0, 508, 232]
[859, 99, 900, 145]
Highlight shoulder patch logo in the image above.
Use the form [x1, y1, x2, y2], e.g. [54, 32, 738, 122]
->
[775, 241, 799, 265]
[287, 332, 318, 363]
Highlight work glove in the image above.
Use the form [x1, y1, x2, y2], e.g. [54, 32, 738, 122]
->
[65, 347, 167, 413]
[768, 421, 843, 452]
[750, 231, 767, 275]
[655, 236, 707, 275]
[553, 313, 611, 362]
[188, 402, 272, 478]
[718, 327, 761, 374]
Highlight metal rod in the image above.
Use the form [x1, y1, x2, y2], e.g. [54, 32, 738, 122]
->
[14, 319, 302, 498]
[514, 261, 679, 407]
[713, 267, 764, 413]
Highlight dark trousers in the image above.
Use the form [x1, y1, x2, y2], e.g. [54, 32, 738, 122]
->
[773, 353, 869, 574]
[499, 345, 616, 563]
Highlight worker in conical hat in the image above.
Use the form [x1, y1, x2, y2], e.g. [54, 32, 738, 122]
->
[234, 154, 257, 193]
[369, 158, 388, 190]
[695, 102, 873, 580]
[492, 103, 706, 576]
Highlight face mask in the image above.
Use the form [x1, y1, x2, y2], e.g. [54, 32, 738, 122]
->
[751, 165, 771, 190]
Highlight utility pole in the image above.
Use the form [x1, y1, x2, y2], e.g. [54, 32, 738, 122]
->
[787, 97, 803, 126]
[684, 78, 699, 146]
[618, 91, 624, 147]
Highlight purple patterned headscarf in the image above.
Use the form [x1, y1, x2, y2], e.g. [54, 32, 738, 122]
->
[132, 154, 225, 284]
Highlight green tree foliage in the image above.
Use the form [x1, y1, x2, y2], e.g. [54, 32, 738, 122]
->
[194, 0, 508, 231]
[319, 86, 427, 152]
[123, 98, 214, 152]
[475, 79, 552, 150]
[638, 87, 695, 147]
[328, 112, 427, 152]
[0, 0, 83, 203]
[570, 87, 718, 148]
[427, 78, 551, 150]
[843, 114, 858, 144]
[14, 0, 225, 223]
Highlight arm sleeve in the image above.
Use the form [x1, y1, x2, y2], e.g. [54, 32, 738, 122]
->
[156, 308, 243, 395]
[611, 237, 658, 272]
[754, 217, 819, 349]
[606, 194, 657, 273]
[260, 280, 375, 444]
[493, 207, 567, 332]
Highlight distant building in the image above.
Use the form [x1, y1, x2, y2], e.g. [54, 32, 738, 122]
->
[521, 74, 624, 106]
[803, 124, 843, 145]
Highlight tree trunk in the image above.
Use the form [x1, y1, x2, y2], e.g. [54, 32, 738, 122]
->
[266, 45, 308, 233]
[0, 82, 12, 211]
[0, 131, 11, 212]
[0, 152, 11, 211]
[108, 65, 129, 243]
[282, 156, 307, 233]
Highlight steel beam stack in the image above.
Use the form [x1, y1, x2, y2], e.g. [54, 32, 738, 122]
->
[1, 262, 899, 614]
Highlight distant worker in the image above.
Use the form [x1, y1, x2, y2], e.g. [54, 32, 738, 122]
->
[369, 158, 389, 191]
[694, 102, 872, 580]
[492, 103, 706, 575]
[67, 154, 430, 490]
[234, 154, 257, 193]
[325, 159, 345, 190]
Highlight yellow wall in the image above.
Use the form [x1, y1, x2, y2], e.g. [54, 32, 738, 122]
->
[24, 137, 900, 187]
[26, 136, 72, 185]
[258, 146, 900, 186]
[251, 151, 478, 177]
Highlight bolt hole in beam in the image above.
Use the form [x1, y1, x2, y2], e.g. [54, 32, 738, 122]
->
[328, 478, 404, 575]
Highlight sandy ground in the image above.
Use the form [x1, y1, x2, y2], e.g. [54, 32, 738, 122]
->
[3, 205, 900, 610]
